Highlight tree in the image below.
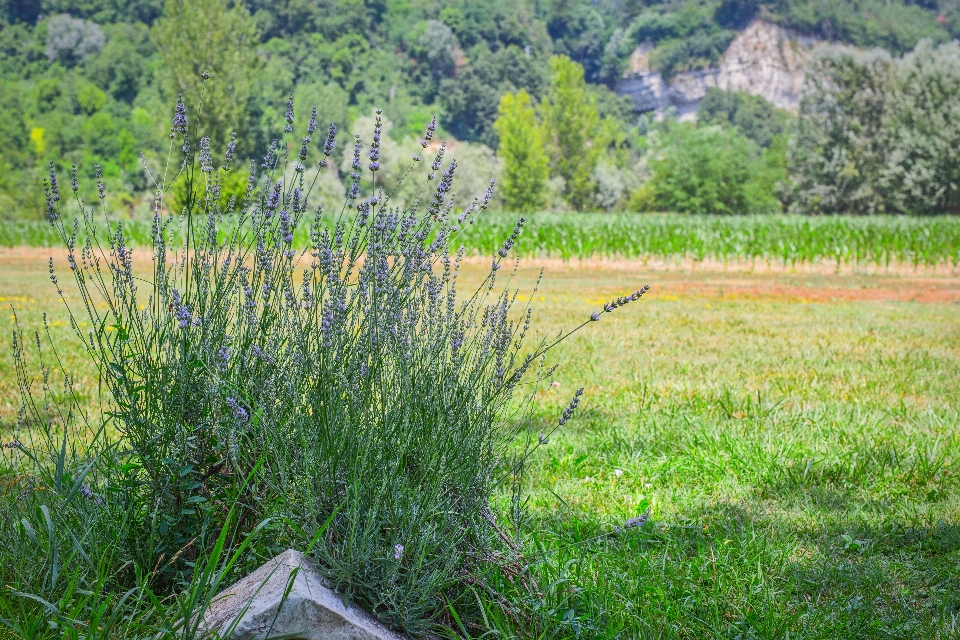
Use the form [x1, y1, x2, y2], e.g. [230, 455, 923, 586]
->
[493, 90, 549, 212]
[786, 48, 895, 215]
[152, 0, 260, 153]
[544, 0, 607, 81]
[439, 45, 548, 148]
[641, 123, 780, 214]
[881, 39, 960, 215]
[696, 88, 787, 148]
[44, 14, 105, 66]
[540, 55, 599, 210]
[86, 22, 154, 104]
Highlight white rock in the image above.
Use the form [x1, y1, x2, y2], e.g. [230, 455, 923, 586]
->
[617, 19, 856, 118]
[716, 20, 816, 113]
[201, 549, 406, 640]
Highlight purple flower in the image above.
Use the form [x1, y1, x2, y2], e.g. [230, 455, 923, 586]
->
[323, 124, 337, 157]
[224, 132, 236, 169]
[480, 179, 495, 209]
[49, 163, 60, 202]
[298, 137, 310, 164]
[590, 312, 600, 321]
[320, 308, 334, 347]
[198, 136, 213, 172]
[45, 184, 58, 224]
[419, 115, 436, 149]
[171, 96, 188, 137]
[368, 111, 382, 172]
[494, 217, 524, 259]
[170, 289, 193, 328]
[394, 544, 404, 560]
[262, 139, 278, 169]
[284, 93, 295, 133]
[307, 107, 318, 135]
[558, 387, 584, 426]
[598, 285, 649, 317]
[95, 164, 105, 200]
[431, 141, 446, 172]
[226, 397, 249, 422]
[70, 164, 79, 192]
[266, 181, 282, 216]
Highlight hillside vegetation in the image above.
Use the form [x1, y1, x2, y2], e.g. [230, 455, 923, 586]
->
[1, 0, 959, 217]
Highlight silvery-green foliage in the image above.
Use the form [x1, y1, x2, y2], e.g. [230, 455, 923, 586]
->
[446, 139, 503, 210]
[881, 39, 960, 215]
[592, 159, 643, 211]
[788, 39, 960, 215]
[344, 111, 502, 213]
[787, 46, 895, 215]
[342, 111, 414, 205]
[420, 20, 459, 80]
[45, 14, 106, 65]
[32, 91, 630, 633]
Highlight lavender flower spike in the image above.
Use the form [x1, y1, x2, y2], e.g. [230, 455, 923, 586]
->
[557, 387, 584, 426]
[284, 93, 295, 133]
[224, 132, 237, 169]
[171, 95, 188, 137]
[323, 124, 337, 157]
[420, 115, 437, 149]
[226, 397, 249, 422]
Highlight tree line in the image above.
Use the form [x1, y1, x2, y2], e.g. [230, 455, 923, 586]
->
[1, 0, 959, 216]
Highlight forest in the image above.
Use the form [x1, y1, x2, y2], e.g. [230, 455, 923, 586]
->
[1, 0, 960, 217]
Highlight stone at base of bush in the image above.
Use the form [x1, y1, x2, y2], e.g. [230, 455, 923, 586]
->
[202, 549, 406, 640]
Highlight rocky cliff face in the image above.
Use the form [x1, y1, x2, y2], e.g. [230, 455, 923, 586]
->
[617, 20, 824, 119]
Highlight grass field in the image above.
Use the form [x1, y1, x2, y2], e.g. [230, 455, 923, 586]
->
[2, 246, 960, 638]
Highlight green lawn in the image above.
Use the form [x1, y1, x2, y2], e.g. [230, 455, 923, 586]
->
[468, 261, 960, 638]
[2, 249, 960, 638]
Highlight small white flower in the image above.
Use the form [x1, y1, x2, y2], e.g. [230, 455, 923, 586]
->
[644, 482, 652, 488]
[584, 476, 593, 482]
[614, 469, 623, 477]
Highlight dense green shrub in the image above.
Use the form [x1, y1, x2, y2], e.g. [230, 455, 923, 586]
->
[770, 0, 952, 54]
[881, 40, 960, 215]
[697, 87, 788, 148]
[638, 122, 784, 214]
[541, 55, 601, 211]
[787, 47, 895, 215]
[788, 40, 960, 215]
[1, 89, 636, 636]
[494, 90, 550, 212]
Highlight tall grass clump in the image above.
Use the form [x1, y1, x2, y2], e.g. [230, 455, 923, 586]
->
[2, 86, 646, 636]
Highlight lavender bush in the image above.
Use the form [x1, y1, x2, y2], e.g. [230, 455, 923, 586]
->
[7, 84, 646, 635]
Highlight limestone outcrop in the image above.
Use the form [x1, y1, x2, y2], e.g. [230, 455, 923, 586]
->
[617, 20, 829, 118]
